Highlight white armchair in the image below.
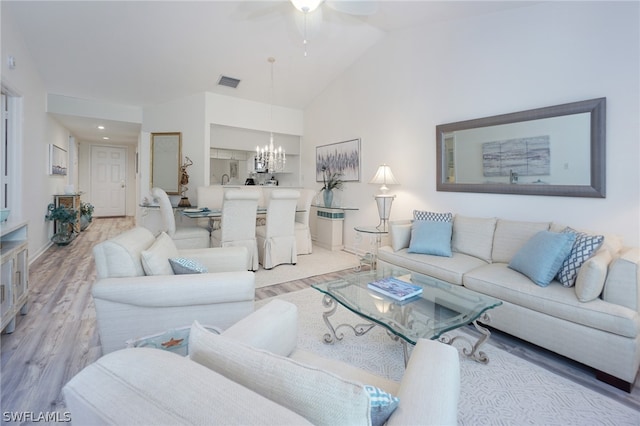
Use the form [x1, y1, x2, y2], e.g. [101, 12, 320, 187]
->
[92, 226, 255, 354]
[151, 187, 211, 249]
[64, 300, 460, 425]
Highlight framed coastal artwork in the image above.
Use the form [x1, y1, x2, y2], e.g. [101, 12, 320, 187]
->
[48, 144, 68, 176]
[315, 138, 361, 182]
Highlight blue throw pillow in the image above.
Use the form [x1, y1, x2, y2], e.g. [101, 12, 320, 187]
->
[407, 220, 453, 257]
[169, 257, 208, 275]
[365, 385, 400, 426]
[508, 231, 576, 287]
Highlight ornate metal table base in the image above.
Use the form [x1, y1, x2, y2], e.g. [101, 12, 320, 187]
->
[437, 312, 493, 364]
[321, 295, 376, 343]
[320, 296, 494, 364]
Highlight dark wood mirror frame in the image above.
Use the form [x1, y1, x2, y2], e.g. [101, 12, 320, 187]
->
[436, 98, 606, 198]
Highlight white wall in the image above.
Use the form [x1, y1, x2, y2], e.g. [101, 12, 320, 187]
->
[1, 11, 75, 259]
[303, 1, 640, 249]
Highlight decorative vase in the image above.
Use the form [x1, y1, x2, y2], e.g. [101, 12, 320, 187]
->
[323, 189, 333, 207]
[51, 232, 75, 246]
[80, 215, 91, 231]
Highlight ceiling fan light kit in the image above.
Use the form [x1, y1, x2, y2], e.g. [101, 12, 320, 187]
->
[290, 0, 323, 13]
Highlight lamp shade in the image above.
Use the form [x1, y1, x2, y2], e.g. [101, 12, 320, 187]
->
[369, 164, 399, 193]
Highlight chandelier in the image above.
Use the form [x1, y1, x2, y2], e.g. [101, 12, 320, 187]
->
[255, 57, 286, 173]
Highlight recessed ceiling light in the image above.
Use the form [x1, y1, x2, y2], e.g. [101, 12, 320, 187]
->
[102, 136, 110, 140]
[98, 125, 105, 130]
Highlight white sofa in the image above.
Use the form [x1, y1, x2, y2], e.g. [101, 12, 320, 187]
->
[377, 214, 640, 392]
[63, 299, 460, 425]
[92, 226, 255, 354]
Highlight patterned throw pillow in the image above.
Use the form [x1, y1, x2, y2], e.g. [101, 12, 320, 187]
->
[365, 385, 400, 426]
[413, 210, 453, 222]
[169, 257, 208, 275]
[556, 228, 604, 287]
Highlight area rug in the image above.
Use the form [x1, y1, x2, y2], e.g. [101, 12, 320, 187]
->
[257, 288, 640, 425]
[254, 245, 359, 288]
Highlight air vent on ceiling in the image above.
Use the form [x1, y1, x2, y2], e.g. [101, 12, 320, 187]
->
[218, 75, 241, 89]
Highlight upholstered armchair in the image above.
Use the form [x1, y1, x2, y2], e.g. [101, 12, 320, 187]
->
[151, 187, 211, 249]
[92, 226, 255, 354]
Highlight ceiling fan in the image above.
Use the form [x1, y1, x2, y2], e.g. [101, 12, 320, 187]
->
[290, 1, 377, 16]
[236, 1, 378, 56]
[290, 1, 378, 55]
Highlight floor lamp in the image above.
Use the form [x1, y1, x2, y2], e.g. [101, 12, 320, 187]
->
[369, 164, 399, 231]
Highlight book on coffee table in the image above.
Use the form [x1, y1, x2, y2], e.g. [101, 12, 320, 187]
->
[367, 276, 423, 301]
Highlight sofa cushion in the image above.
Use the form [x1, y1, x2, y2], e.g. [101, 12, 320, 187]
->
[390, 220, 412, 252]
[602, 248, 640, 311]
[508, 231, 576, 287]
[491, 219, 550, 263]
[140, 232, 179, 276]
[189, 321, 373, 425]
[413, 210, 452, 222]
[63, 347, 313, 425]
[378, 246, 486, 285]
[463, 263, 638, 338]
[408, 220, 452, 257]
[169, 257, 208, 274]
[575, 250, 612, 302]
[556, 228, 604, 288]
[452, 216, 497, 263]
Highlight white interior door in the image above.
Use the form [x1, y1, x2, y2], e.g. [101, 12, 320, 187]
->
[91, 145, 126, 217]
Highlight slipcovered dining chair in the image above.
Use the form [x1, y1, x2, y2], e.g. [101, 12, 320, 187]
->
[255, 189, 300, 270]
[151, 187, 210, 249]
[294, 189, 316, 255]
[196, 185, 225, 232]
[211, 189, 260, 271]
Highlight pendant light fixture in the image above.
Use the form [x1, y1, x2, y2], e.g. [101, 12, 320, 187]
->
[255, 57, 286, 173]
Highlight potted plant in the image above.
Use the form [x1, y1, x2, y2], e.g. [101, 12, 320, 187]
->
[80, 202, 94, 231]
[45, 203, 78, 245]
[321, 167, 344, 207]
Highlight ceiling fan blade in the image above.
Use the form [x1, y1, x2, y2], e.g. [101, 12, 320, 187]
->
[232, 1, 289, 21]
[325, 0, 378, 16]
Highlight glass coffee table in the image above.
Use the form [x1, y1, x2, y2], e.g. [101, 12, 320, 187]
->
[312, 265, 502, 365]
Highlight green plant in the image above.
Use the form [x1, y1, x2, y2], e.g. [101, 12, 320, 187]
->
[321, 167, 344, 191]
[80, 202, 94, 221]
[45, 203, 78, 236]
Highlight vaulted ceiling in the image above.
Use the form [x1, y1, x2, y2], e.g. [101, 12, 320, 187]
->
[3, 1, 536, 144]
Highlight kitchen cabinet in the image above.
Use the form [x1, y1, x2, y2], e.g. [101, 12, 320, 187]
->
[1, 221, 29, 334]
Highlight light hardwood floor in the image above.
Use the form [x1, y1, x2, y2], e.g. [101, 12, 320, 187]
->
[1, 217, 638, 424]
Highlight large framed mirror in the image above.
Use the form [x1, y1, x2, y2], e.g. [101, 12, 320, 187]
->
[436, 98, 605, 197]
[151, 132, 182, 195]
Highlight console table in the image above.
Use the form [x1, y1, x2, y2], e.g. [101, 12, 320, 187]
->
[310, 205, 358, 251]
[1, 221, 29, 333]
[54, 193, 82, 233]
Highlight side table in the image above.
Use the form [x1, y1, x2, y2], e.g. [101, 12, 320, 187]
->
[354, 226, 388, 271]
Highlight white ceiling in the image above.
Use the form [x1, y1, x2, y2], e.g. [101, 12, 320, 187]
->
[3, 1, 537, 144]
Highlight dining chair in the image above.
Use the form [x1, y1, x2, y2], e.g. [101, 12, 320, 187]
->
[211, 189, 260, 271]
[294, 188, 316, 255]
[255, 189, 300, 269]
[150, 187, 210, 249]
[196, 185, 225, 232]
